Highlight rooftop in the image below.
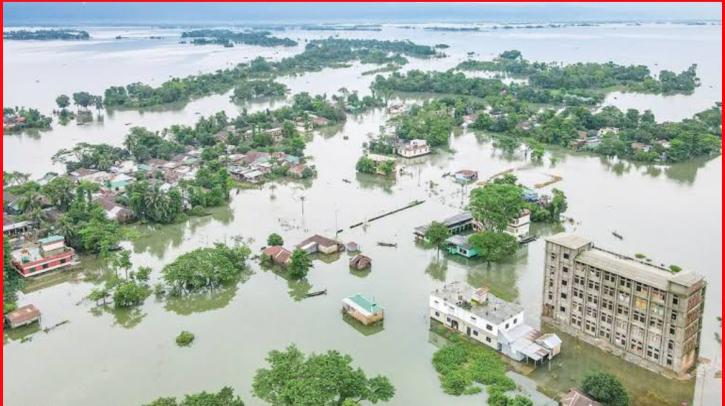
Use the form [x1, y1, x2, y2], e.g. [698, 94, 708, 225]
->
[546, 233, 592, 250]
[39, 235, 64, 245]
[344, 294, 384, 316]
[297, 234, 339, 249]
[446, 235, 473, 250]
[561, 389, 602, 406]
[432, 281, 523, 326]
[5, 304, 41, 326]
[577, 248, 705, 290]
[416, 212, 473, 235]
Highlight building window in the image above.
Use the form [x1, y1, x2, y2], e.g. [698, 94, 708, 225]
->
[471, 316, 477, 322]
[486, 324, 493, 331]
[435, 312, 440, 317]
[486, 337, 492, 343]
[513, 318, 517, 324]
[560, 306, 566, 313]
[42, 263, 49, 269]
[563, 266, 569, 273]
[672, 296, 680, 306]
[561, 293, 568, 300]
[562, 279, 569, 286]
[60, 258, 66, 264]
[670, 326, 676, 336]
[473, 330, 479, 337]
[563, 253, 570, 260]
[505, 323, 510, 329]
[446, 317, 451, 322]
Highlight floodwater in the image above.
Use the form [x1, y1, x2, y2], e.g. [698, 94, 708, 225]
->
[3, 24, 722, 406]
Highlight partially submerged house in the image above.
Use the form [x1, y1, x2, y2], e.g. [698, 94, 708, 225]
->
[261, 246, 292, 267]
[506, 209, 531, 243]
[415, 212, 474, 241]
[430, 282, 562, 365]
[349, 254, 372, 271]
[296, 235, 342, 255]
[445, 235, 479, 258]
[397, 139, 430, 158]
[12, 235, 77, 278]
[343, 294, 384, 326]
[3, 214, 34, 237]
[455, 170, 479, 183]
[345, 242, 360, 253]
[560, 389, 602, 406]
[4, 304, 41, 329]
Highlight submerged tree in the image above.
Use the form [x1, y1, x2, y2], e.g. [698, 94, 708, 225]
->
[581, 372, 630, 406]
[425, 221, 450, 258]
[143, 387, 245, 406]
[469, 231, 519, 263]
[253, 345, 395, 406]
[288, 249, 312, 279]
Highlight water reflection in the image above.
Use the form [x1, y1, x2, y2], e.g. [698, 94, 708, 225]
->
[163, 284, 241, 316]
[91, 305, 147, 330]
[342, 313, 384, 336]
[425, 258, 448, 282]
[355, 172, 396, 194]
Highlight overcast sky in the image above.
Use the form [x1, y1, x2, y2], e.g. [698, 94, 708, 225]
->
[3, 2, 722, 25]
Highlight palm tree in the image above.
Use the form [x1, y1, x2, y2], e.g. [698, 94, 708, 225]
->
[16, 191, 42, 214]
[77, 180, 100, 205]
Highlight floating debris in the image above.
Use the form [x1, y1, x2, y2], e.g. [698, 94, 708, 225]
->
[612, 231, 624, 240]
[534, 174, 563, 189]
[377, 242, 397, 248]
[306, 289, 327, 298]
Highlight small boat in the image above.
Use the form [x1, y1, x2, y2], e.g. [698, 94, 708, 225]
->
[306, 289, 327, 297]
[108, 245, 123, 252]
[342, 179, 352, 184]
[377, 242, 398, 248]
[612, 231, 624, 240]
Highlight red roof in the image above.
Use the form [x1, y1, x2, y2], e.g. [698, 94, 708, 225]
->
[456, 170, 478, 177]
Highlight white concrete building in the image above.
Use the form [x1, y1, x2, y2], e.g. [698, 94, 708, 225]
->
[430, 282, 561, 364]
[397, 139, 430, 158]
[506, 209, 531, 242]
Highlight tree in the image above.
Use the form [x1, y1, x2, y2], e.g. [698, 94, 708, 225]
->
[143, 387, 245, 406]
[355, 156, 376, 174]
[56, 94, 70, 110]
[425, 221, 450, 258]
[468, 184, 523, 232]
[469, 231, 518, 263]
[42, 176, 76, 210]
[288, 249, 312, 279]
[253, 345, 395, 406]
[15, 190, 43, 214]
[267, 233, 284, 247]
[3, 238, 24, 314]
[581, 372, 630, 406]
[162, 243, 251, 296]
[73, 92, 96, 111]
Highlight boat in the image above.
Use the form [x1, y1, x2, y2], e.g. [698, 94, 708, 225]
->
[108, 245, 123, 252]
[377, 242, 398, 248]
[343, 179, 352, 184]
[612, 231, 624, 240]
[306, 289, 327, 297]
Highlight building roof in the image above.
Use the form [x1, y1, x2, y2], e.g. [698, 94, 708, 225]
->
[262, 246, 292, 264]
[456, 170, 478, 177]
[344, 294, 384, 316]
[432, 282, 523, 326]
[297, 234, 339, 249]
[561, 389, 602, 406]
[546, 233, 592, 250]
[576, 248, 705, 290]
[5, 304, 41, 326]
[39, 235, 65, 245]
[446, 235, 473, 250]
[415, 212, 473, 235]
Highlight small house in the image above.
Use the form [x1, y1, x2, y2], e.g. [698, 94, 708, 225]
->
[560, 389, 602, 406]
[12, 235, 77, 278]
[397, 139, 431, 158]
[597, 127, 620, 137]
[445, 235, 479, 258]
[261, 246, 292, 267]
[345, 242, 360, 253]
[4, 304, 41, 329]
[414, 212, 474, 241]
[311, 116, 330, 127]
[631, 142, 651, 152]
[95, 196, 133, 223]
[343, 294, 384, 326]
[506, 209, 531, 242]
[521, 187, 539, 203]
[349, 254, 372, 271]
[455, 170, 479, 183]
[3, 215, 34, 237]
[296, 235, 341, 255]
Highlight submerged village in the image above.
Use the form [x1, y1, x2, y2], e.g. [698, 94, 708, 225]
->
[2, 21, 723, 406]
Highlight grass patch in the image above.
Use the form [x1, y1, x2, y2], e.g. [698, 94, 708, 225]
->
[431, 325, 533, 405]
[176, 331, 195, 347]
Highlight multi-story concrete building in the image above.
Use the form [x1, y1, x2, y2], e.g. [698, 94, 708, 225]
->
[431, 282, 562, 364]
[542, 233, 707, 378]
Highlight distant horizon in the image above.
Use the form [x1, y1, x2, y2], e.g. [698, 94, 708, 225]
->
[3, 2, 722, 26]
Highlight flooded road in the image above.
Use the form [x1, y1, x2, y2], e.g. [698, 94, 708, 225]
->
[3, 24, 722, 406]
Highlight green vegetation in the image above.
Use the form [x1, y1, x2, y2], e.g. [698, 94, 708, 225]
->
[458, 51, 699, 94]
[3, 239, 24, 314]
[253, 345, 395, 406]
[432, 337, 530, 406]
[72, 92, 104, 112]
[175, 331, 196, 347]
[425, 221, 450, 258]
[3, 29, 90, 41]
[355, 156, 376, 174]
[102, 38, 435, 109]
[267, 233, 284, 247]
[469, 232, 519, 262]
[390, 101, 455, 147]
[288, 249, 312, 279]
[669, 265, 682, 273]
[181, 29, 297, 47]
[88, 251, 152, 308]
[124, 127, 186, 162]
[581, 372, 631, 406]
[126, 181, 185, 224]
[3, 107, 53, 132]
[231, 80, 288, 102]
[469, 184, 523, 232]
[143, 387, 244, 406]
[52, 143, 130, 172]
[161, 241, 252, 296]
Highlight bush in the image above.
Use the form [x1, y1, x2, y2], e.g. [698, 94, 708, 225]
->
[581, 372, 630, 406]
[189, 206, 207, 217]
[176, 331, 195, 347]
[670, 265, 682, 273]
[267, 233, 284, 247]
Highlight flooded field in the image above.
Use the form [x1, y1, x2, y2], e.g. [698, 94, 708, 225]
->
[3, 24, 722, 406]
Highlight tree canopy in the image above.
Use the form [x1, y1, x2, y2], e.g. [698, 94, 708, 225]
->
[581, 372, 630, 406]
[468, 184, 523, 232]
[253, 345, 395, 406]
[469, 231, 519, 262]
[143, 387, 245, 406]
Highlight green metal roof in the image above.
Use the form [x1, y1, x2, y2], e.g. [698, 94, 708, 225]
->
[347, 294, 384, 314]
[39, 235, 64, 244]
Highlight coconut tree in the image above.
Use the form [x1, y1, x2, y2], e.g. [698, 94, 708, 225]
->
[16, 191, 43, 214]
